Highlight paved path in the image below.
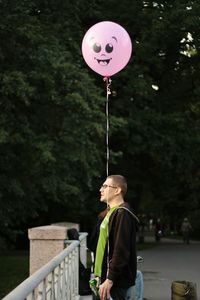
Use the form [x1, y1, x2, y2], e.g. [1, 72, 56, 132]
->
[138, 237, 200, 300]
[80, 295, 92, 300]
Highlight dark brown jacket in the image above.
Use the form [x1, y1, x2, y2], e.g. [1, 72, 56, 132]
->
[101, 203, 138, 288]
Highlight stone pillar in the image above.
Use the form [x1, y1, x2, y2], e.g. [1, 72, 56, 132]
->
[28, 224, 79, 275]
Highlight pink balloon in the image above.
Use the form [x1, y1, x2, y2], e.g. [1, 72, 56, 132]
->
[82, 21, 132, 77]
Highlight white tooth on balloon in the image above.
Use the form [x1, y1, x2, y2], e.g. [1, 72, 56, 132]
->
[100, 61, 108, 66]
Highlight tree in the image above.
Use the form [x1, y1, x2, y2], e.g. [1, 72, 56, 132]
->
[89, 0, 200, 229]
[1, 0, 200, 247]
[0, 0, 109, 247]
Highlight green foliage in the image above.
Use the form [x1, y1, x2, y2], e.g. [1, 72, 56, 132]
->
[93, 0, 200, 227]
[0, 0, 200, 247]
[0, 0, 109, 246]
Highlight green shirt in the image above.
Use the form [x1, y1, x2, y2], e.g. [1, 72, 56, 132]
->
[94, 206, 118, 277]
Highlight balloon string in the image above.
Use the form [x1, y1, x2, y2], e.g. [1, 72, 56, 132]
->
[104, 77, 112, 177]
[103, 77, 112, 280]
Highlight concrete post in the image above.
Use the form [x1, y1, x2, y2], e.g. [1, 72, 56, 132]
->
[28, 223, 79, 275]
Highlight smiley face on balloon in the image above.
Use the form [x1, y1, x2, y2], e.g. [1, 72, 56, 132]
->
[82, 21, 132, 77]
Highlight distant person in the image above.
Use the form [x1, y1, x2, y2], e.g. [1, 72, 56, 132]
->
[149, 218, 153, 231]
[181, 217, 192, 244]
[154, 218, 163, 242]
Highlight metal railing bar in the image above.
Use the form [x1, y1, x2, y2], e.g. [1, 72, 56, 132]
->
[2, 241, 79, 300]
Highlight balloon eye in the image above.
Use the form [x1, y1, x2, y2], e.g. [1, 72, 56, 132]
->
[93, 43, 101, 53]
[105, 43, 113, 53]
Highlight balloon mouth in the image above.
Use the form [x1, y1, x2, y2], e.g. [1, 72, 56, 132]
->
[95, 58, 112, 66]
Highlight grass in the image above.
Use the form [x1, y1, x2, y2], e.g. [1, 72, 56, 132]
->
[0, 251, 29, 299]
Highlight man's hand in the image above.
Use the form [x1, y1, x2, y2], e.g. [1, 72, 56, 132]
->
[99, 279, 113, 300]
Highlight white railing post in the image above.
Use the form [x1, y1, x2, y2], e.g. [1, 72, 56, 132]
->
[79, 232, 88, 268]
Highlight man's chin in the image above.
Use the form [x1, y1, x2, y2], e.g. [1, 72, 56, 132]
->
[100, 197, 106, 203]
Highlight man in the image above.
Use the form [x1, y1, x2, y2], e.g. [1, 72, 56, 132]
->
[94, 175, 139, 300]
[181, 217, 192, 244]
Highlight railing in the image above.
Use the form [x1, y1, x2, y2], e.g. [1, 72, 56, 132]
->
[2, 232, 88, 300]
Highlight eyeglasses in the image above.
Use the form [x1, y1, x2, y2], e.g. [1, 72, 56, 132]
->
[101, 184, 118, 190]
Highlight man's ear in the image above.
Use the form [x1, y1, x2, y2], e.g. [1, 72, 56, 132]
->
[115, 186, 122, 195]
